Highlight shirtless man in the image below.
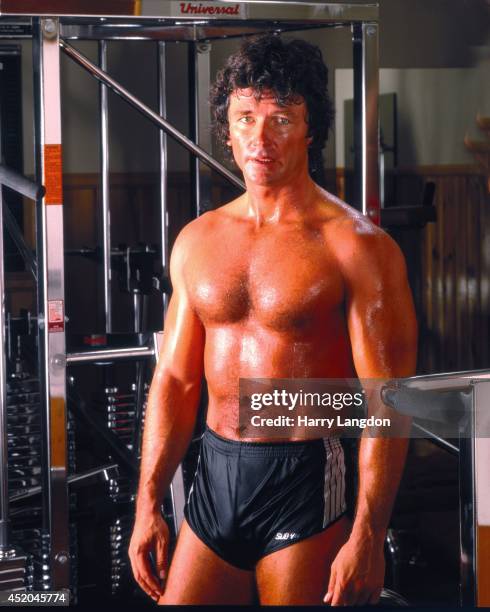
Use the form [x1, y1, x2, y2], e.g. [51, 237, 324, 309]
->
[128, 34, 417, 606]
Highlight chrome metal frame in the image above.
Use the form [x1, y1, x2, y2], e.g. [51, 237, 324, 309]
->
[157, 41, 169, 314]
[0, 2, 379, 25]
[189, 41, 213, 217]
[33, 17, 70, 589]
[473, 381, 490, 607]
[0, 167, 41, 565]
[59, 40, 246, 191]
[3, 204, 38, 281]
[0, 184, 10, 552]
[10, 463, 119, 503]
[352, 21, 379, 219]
[99, 40, 112, 333]
[385, 370, 490, 606]
[66, 345, 155, 365]
[0, 165, 44, 200]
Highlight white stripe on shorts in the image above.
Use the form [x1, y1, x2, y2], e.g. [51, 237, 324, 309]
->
[322, 437, 346, 528]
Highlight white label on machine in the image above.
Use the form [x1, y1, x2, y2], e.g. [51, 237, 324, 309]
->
[48, 300, 65, 333]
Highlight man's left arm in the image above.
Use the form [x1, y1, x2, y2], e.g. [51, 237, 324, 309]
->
[325, 222, 418, 606]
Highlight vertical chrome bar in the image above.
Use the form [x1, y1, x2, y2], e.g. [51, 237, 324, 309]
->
[459, 401, 476, 605]
[352, 23, 363, 213]
[33, 17, 70, 590]
[133, 292, 141, 333]
[99, 40, 112, 333]
[0, 186, 10, 551]
[474, 381, 490, 606]
[352, 23, 380, 224]
[157, 41, 169, 315]
[188, 43, 198, 217]
[364, 23, 380, 225]
[189, 42, 213, 218]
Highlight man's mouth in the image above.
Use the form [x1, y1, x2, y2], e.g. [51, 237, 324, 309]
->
[249, 157, 275, 164]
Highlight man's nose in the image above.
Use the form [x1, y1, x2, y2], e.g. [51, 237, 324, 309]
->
[250, 119, 272, 146]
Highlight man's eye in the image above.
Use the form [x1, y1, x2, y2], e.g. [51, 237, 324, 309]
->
[276, 117, 290, 125]
[239, 116, 253, 123]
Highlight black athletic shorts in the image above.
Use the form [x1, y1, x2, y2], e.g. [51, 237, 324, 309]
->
[184, 426, 347, 571]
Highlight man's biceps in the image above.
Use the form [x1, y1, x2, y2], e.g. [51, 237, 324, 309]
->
[164, 301, 203, 340]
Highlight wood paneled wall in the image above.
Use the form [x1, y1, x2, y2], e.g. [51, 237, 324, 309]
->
[407, 167, 489, 373]
[338, 165, 490, 373]
[13, 167, 490, 371]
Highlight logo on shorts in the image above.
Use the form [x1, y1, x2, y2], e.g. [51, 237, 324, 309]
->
[274, 532, 298, 541]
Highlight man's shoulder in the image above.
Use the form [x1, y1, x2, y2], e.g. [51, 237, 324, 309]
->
[320, 191, 374, 236]
[321, 193, 403, 269]
[176, 198, 243, 243]
[172, 208, 222, 248]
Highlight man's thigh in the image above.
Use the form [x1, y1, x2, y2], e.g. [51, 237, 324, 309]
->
[159, 519, 256, 605]
[255, 515, 351, 605]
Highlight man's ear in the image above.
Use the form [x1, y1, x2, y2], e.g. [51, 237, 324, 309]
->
[307, 135, 313, 146]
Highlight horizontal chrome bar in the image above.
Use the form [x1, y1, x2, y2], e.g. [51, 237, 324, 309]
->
[66, 345, 154, 364]
[0, 165, 44, 201]
[0, 2, 379, 23]
[60, 22, 336, 42]
[386, 369, 490, 393]
[60, 39, 245, 192]
[68, 462, 119, 485]
[9, 463, 119, 502]
[412, 422, 460, 456]
[3, 204, 38, 281]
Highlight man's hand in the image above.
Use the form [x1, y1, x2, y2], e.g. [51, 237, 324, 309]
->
[324, 533, 385, 606]
[129, 510, 170, 601]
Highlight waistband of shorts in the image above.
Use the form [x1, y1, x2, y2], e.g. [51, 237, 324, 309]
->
[202, 425, 340, 457]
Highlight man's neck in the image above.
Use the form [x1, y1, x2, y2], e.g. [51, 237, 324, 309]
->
[244, 171, 319, 226]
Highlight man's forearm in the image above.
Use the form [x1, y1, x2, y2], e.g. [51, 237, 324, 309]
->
[136, 371, 202, 515]
[350, 417, 411, 543]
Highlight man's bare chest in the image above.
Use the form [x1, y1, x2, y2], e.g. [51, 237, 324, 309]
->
[185, 229, 344, 330]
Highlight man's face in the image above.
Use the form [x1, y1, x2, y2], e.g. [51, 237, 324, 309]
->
[227, 88, 312, 187]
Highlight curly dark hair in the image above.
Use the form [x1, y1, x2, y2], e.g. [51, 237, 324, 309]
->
[210, 34, 334, 161]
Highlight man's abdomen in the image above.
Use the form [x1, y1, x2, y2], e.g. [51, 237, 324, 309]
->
[204, 318, 355, 439]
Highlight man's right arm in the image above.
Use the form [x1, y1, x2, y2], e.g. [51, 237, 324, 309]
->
[129, 226, 205, 600]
